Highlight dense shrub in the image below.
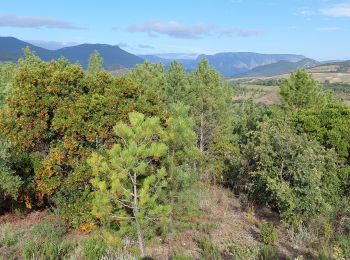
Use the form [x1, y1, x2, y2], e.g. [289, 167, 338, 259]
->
[259, 222, 279, 245]
[197, 235, 222, 260]
[0, 140, 22, 210]
[239, 119, 344, 226]
[291, 103, 350, 160]
[0, 50, 165, 224]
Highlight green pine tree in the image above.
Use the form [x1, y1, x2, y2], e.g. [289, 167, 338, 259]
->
[88, 112, 170, 256]
[87, 50, 103, 74]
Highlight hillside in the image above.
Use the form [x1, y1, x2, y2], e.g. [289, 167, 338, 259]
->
[237, 58, 320, 77]
[192, 52, 306, 76]
[309, 60, 350, 73]
[0, 37, 51, 62]
[140, 54, 195, 69]
[141, 52, 307, 76]
[0, 37, 312, 76]
[0, 37, 143, 68]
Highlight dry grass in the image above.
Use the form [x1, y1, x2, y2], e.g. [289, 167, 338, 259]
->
[0, 186, 319, 259]
[232, 71, 350, 84]
[233, 84, 281, 105]
[0, 210, 46, 229]
[147, 185, 311, 259]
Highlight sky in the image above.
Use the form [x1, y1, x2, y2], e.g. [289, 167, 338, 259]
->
[0, 0, 349, 60]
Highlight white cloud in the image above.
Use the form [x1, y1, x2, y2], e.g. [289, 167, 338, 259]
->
[27, 40, 78, 50]
[299, 10, 314, 16]
[138, 44, 154, 49]
[219, 27, 261, 37]
[317, 26, 341, 31]
[321, 4, 350, 17]
[127, 20, 260, 39]
[118, 42, 129, 48]
[127, 20, 211, 39]
[0, 14, 85, 29]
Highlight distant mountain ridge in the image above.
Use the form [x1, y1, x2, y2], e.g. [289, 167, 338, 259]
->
[0, 36, 143, 68]
[310, 60, 350, 73]
[193, 52, 306, 76]
[237, 58, 320, 77]
[0, 36, 315, 76]
[141, 52, 307, 76]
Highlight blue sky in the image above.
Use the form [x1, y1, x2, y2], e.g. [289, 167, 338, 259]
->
[0, 0, 349, 60]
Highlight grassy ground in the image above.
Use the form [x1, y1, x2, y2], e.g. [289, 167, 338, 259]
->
[232, 82, 350, 106]
[230, 71, 350, 84]
[232, 84, 280, 105]
[0, 185, 319, 260]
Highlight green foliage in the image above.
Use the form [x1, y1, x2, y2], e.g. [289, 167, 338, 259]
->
[87, 50, 104, 74]
[0, 50, 164, 219]
[81, 235, 108, 260]
[22, 221, 73, 260]
[228, 241, 260, 260]
[88, 103, 199, 249]
[22, 239, 73, 260]
[240, 119, 344, 226]
[324, 82, 350, 94]
[2, 228, 20, 247]
[0, 62, 15, 107]
[197, 235, 222, 260]
[89, 112, 171, 255]
[128, 61, 167, 102]
[280, 69, 329, 110]
[232, 99, 273, 145]
[2, 48, 350, 259]
[164, 104, 201, 231]
[258, 245, 278, 260]
[0, 140, 22, 207]
[165, 61, 190, 105]
[128, 59, 235, 181]
[259, 222, 279, 245]
[291, 103, 350, 159]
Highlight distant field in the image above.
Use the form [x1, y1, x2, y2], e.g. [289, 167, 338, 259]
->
[233, 82, 350, 106]
[230, 69, 350, 84]
[311, 72, 350, 83]
[233, 84, 280, 105]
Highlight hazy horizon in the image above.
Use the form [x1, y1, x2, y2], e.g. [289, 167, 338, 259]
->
[0, 0, 349, 60]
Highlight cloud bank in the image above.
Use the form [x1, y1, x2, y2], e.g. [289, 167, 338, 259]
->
[321, 4, 350, 17]
[27, 40, 78, 50]
[127, 20, 260, 39]
[127, 21, 211, 39]
[0, 14, 85, 29]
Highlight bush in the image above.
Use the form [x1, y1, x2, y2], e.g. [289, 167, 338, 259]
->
[228, 241, 260, 260]
[81, 235, 108, 260]
[0, 140, 22, 208]
[0, 225, 21, 248]
[258, 245, 278, 260]
[3, 229, 19, 247]
[22, 239, 73, 260]
[259, 222, 279, 245]
[287, 223, 317, 249]
[197, 236, 222, 260]
[21, 220, 73, 260]
[240, 119, 343, 226]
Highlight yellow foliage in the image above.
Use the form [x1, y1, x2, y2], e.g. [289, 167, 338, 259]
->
[79, 221, 96, 233]
[24, 194, 32, 209]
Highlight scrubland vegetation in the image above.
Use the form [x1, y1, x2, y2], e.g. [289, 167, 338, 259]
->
[1, 49, 350, 259]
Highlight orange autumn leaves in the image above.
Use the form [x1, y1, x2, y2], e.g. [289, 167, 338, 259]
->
[0, 51, 165, 209]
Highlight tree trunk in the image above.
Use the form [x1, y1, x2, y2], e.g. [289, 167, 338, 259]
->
[132, 176, 145, 257]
